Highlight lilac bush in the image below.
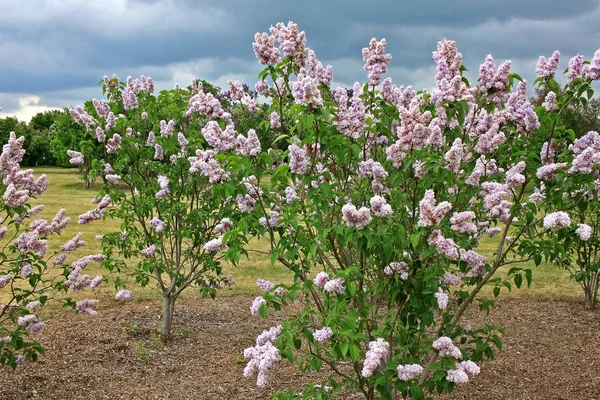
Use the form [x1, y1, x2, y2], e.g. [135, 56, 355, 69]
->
[0, 127, 101, 369]
[69, 76, 259, 341]
[526, 49, 600, 309]
[238, 21, 600, 398]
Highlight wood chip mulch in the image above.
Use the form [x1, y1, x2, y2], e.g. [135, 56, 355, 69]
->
[1, 296, 598, 399]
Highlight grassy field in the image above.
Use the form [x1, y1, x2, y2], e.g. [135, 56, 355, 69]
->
[7, 167, 584, 305]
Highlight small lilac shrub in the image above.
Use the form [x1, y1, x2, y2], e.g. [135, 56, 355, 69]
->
[69, 76, 258, 341]
[527, 49, 600, 309]
[0, 126, 101, 369]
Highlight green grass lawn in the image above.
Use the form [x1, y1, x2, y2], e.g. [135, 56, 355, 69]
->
[5, 167, 584, 305]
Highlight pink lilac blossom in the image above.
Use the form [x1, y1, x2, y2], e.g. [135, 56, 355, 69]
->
[478, 55, 512, 102]
[50, 209, 70, 233]
[270, 112, 281, 128]
[106, 133, 121, 154]
[141, 245, 157, 256]
[418, 190, 452, 227]
[569, 131, 600, 155]
[370, 195, 393, 217]
[568, 54, 584, 82]
[256, 325, 282, 346]
[383, 262, 408, 280]
[154, 144, 164, 160]
[362, 38, 392, 86]
[288, 144, 310, 174]
[204, 236, 225, 252]
[290, 76, 322, 108]
[537, 163, 567, 180]
[342, 204, 372, 229]
[361, 338, 390, 377]
[543, 211, 571, 229]
[105, 112, 116, 130]
[447, 369, 469, 383]
[69, 107, 96, 131]
[75, 299, 99, 316]
[450, 211, 478, 234]
[270, 21, 306, 66]
[95, 127, 105, 142]
[115, 289, 132, 301]
[503, 81, 540, 133]
[443, 272, 461, 286]
[243, 340, 281, 387]
[202, 121, 236, 152]
[313, 327, 334, 342]
[285, 186, 298, 203]
[178, 132, 189, 151]
[188, 149, 231, 183]
[15, 232, 48, 257]
[155, 175, 170, 199]
[458, 360, 481, 376]
[460, 249, 486, 269]
[17, 314, 44, 334]
[256, 279, 275, 292]
[122, 87, 138, 110]
[235, 129, 262, 157]
[445, 138, 471, 173]
[323, 278, 345, 294]
[67, 150, 84, 165]
[428, 231, 459, 260]
[250, 296, 266, 316]
[52, 253, 67, 265]
[380, 78, 415, 108]
[543, 91, 557, 111]
[435, 288, 449, 310]
[570, 148, 600, 174]
[255, 80, 271, 96]
[227, 80, 246, 101]
[187, 91, 226, 119]
[236, 194, 256, 213]
[536, 51, 561, 78]
[20, 263, 32, 278]
[215, 218, 233, 233]
[314, 272, 329, 288]
[432, 336, 462, 359]
[575, 224, 592, 241]
[587, 49, 600, 80]
[397, 364, 423, 381]
[160, 120, 175, 136]
[25, 300, 41, 311]
[358, 159, 388, 182]
[505, 161, 526, 188]
[480, 182, 511, 222]
[529, 184, 546, 203]
[259, 210, 281, 228]
[90, 275, 103, 289]
[475, 123, 505, 154]
[146, 131, 156, 147]
[150, 217, 165, 233]
[333, 86, 368, 139]
[105, 174, 121, 184]
[0, 274, 12, 289]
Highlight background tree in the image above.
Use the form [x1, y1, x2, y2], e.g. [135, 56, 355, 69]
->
[49, 108, 102, 188]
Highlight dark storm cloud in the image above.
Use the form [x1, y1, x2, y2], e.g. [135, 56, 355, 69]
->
[1, 0, 599, 118]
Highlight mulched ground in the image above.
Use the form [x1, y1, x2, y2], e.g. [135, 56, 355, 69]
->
[1, 296, 598, 400]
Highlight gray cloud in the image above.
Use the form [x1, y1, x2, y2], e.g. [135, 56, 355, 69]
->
[1, 0, 599, 119]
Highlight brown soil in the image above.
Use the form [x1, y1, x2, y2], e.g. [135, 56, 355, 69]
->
[1, 297, 599, 400]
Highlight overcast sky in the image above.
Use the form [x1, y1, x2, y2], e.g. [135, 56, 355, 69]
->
[1, 0, 600, 121]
